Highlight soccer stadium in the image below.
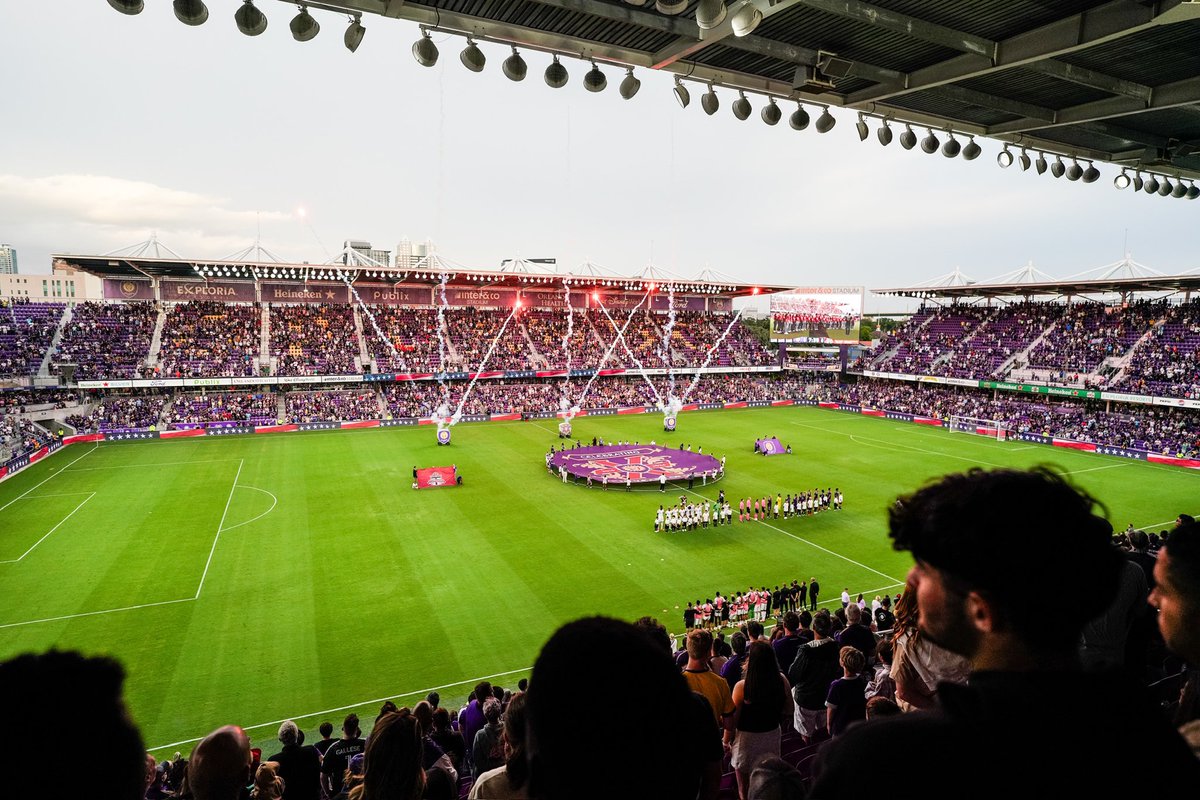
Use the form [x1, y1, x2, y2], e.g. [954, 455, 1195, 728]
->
[3, 2, 1200, 799]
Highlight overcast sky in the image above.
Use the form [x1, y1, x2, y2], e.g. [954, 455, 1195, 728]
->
[2, 3, 1198, 312]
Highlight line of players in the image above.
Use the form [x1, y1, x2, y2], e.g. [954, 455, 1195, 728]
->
[683, 584, 814, 630]
[739, 488, 843, 521]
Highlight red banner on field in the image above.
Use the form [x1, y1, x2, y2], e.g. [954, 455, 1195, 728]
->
[861, 409, 885, 417]
[1053, 439, 1096, 452]
[416, 466, 457, 489]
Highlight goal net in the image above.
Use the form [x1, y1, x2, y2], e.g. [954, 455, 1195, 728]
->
[948, 415, 1011, 441]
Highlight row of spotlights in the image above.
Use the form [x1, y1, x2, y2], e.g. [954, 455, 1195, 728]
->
[108, 0, 366, 52]
[998, 146, 1100, 182]
[859, 117, 982, 160]
[1113, 170, 1200, 198]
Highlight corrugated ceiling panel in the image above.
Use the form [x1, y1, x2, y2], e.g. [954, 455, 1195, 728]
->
[961, 68, 1112, 109]
[1060, 23, 1200, 87]
[888, 92, 1014, 127]
[873, 0, 1106, 42]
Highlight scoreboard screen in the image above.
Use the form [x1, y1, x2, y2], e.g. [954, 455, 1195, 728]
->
[769, 286, 865, 343]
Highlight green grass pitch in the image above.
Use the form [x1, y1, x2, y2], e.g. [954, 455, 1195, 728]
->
[0, 405, 1191, 755]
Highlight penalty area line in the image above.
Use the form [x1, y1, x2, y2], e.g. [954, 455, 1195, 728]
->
[194, 459, 244, 600]
[0, 597, 194, 631]
[0, 492, 96, 564]
[0, 443, 97, 514]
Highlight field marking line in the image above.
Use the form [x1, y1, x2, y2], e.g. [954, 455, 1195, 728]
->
[846, 433, 1008, 469]
[16, 492, 97, 498]
[194, 459, 244, 600]
[1009, 446, 1038, 451]
[1063, 464, 1130, 475]
[0, 492, 96, 564]
[0, 444, 97, 514]
[66, 458, 243, 471]
[0, 597, 194, 631]
[889, 425, 1016, 451]
[664, 480, 905, 585]
[145, 665, 534, 753]
[219, 486, 278, 533]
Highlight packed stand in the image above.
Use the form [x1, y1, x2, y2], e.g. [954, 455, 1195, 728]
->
[362, 307, 444, 373]
[0, 389, 81, 413]
[1118, 298, 1200, 399]
[928, 301, 1056, 379]
[1, 416, 53, 461]
[286, 389, 381, 423]
[711, 314, 776, 367]
[1023, 299, 1166, 379]
[64, 393, 167, 432]
[443, 307, 533, 371]
[157, 301, 261, 378]
[0, 299, 64, 377]
[163, 392, 276, 428]
[869, 306, 990, 375]
[522, 309, 606, 369]
[51, 301, 157, 380]
[270, 304, 360, 376]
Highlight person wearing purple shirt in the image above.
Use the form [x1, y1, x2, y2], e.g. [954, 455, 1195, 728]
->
[826, 646, 868, 737]
[771, 612, 805, 673]
[721, 631, 748, 689]
[459, 680, 492, 766]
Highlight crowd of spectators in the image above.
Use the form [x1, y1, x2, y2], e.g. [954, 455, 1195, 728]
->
[522, 309, 605, 369]
[0, 389, 81, 413]
[1118, 298, 1200, 399]
[51, 301, 158, 380]
[65, 393, 167, 432]
[163, 392, 276, 428]
[927, 301, 1056, 379]
[363, 307, 444, 373]
[0, 415, 53, 461]
[1024, 299, 1166, 377]
[158, 301, 261, 378]
[443, 307, 532, 371]
[0, 299, 64, 377]
[286, 390, 381, 423]
[271, 304, 359, 376]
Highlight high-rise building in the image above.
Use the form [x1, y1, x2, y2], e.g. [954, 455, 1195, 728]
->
[344, 240, 390, 268]
[0, 243, 17, 274]
[394, 238, 435, 272]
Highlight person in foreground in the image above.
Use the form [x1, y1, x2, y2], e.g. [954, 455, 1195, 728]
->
[1150, 520, 1200, 757]
[810, 466, 1200, 797]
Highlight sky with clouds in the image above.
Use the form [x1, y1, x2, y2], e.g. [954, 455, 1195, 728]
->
[2, 2, 1198, 312]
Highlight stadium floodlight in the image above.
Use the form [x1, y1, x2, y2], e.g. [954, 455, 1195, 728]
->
[108, 0, 143, 15]
[1144, 175, 1159, 194]
[1172, 179, 1188, 198]
[1066, 159, 1083, 181]
[584, 61, 607, 93]
[696, 0, 727, 29]
[657, 0, 688, 13]
[814, 107, 836, 133]
[544, 55, 569, 88]
[1114, 170, 1131, 189]
[961, 137, 981, 160]
[701, 83, 719, 115]
[413, 28, 439, 67]
[673, 76, 690, 108]
[460, 37, 486, 72]
[344, 15, 365, 52]
[732, 91, 751, 120]
[1035, 152, 1048, 174]
[855, 114, 869, 141]
[1051, 156, 1066, 178]
[1082, 163, 1100, 184]
[941, 133, 961, 158]
[1018, 148, 1031, 171]
[619, 68, 641, 99]
[1159, 177, 1173, 196]
[789, 103, 809, 130]
[761, 97, 781, 126]
[235, 0, 267, 36]
[920, 128, 939, 154]
[996, 146, 1013, 168]
[503, 47, 527, 81]
[289, 6, 319, 41]
[876, 119, 893, 146]
[899, 124, 916, 150]
[731, 1, 762, 37]
[174, 0, 209, 25]
[1187, 182, 1200, 200]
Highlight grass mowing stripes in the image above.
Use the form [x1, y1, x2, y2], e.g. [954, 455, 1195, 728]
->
[0, 406, 1192, 753]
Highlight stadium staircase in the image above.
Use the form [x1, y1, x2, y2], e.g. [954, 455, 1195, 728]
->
[1106, 323, 1161, 387]
[144, 306, 168, 374]
[37, 304, 71, 377]
[1000, 320, 1058, 377]
[516, 316, 546, 369]
[866, 309, 936, 369]
[351, 306, 371, 372]
[275, 392, 287, 421]
[259, 305, 272, 375]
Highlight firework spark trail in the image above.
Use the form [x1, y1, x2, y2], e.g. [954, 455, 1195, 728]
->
[572, 291, 653, 411]
[560, 283, 574, 409]
[449, 306, 518, 425]
[659, 284, 677, 398]
[343, 276, 406, 371]
[595, 300, 665, 408]
[681, 307, 746, 404]
[435, 273, 451, 406]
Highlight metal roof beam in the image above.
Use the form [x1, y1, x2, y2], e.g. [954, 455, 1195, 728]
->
[845, 0, 1181, 105]
[932, 84, 1056, 121]
[988, 74, 1200, 135]
[794, 0, 993, 58]
[1025, 59, 1153, 102]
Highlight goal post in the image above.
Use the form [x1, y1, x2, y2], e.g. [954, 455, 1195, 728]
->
[948, 415, 1011, 441]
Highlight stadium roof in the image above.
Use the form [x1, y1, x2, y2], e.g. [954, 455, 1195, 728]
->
[51, 250, 789, 297]
[150, 0, 1200, 183]
[873, 256, 1200, 299]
